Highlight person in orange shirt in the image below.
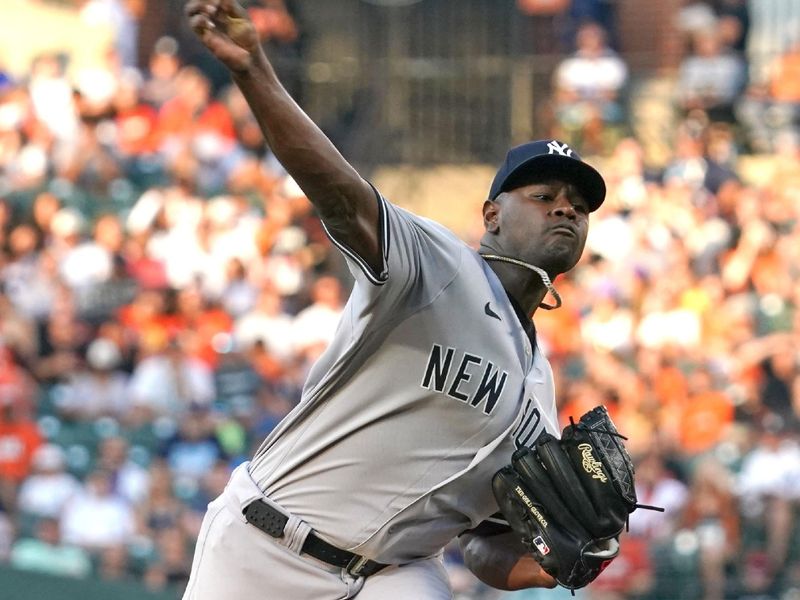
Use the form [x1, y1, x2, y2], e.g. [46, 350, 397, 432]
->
[768, 41, 800, 103]
[118, 288, 180, 359]
[680, 365, 734, 457]
[0, 394, 43, 511]
[737, 40, 800, 152]
[172, 285, 234, 369]
[154, 66, 236, 153]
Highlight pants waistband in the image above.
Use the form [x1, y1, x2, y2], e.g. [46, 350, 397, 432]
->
[223, 462, 312, 555]
[223, 462, 388, 578]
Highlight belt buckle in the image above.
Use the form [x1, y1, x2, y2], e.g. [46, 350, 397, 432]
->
[346, 555, 370, 577]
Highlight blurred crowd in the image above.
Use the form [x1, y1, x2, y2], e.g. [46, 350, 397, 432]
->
[0, 1, 799, 599]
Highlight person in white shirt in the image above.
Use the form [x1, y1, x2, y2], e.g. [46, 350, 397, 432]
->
[17, 444, 82, 520]
[59, 468, 136, 550]
[128, 335, 216, 417]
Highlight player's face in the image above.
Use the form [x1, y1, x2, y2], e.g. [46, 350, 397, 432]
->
[490, 179, 590, 275]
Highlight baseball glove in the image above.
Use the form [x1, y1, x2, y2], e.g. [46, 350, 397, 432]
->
[492, 405, 657, 590]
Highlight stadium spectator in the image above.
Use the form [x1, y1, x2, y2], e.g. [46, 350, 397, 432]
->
[154, 65, 235, 158]
[59, 468, 137, 551]
[9, 516, 92, 579]
[79, 0, 142, 68]
[111, 68, 158, 160]
[62, 213, 126, 306]
[713, 0, 750, 54]
[552, 22, 628, 153]
[95, 435, 150, 504]
[629, 452, 689, 542]
[141, 36, 182, 109]
[127, 333, 215, 417]
[153, 526, 192, 589]
[72, 47, 123, 123]
[290, 274, 344, 361]
[233, 284, 295, 363]
[676, 26, 747, 124]
[0, 289, 40, 365]
[735, 415, 800, 586]
[737, 40, 800, 153]
[95, 543, 132, 582]
[137, 459, 186, 536]
[0, 374, 42, 511]
[16, 444, 81, 520]
[32, 303, 91, 385]
[172, 283, 234, 368]
[679, 365, 735, 458]
[27, 52, 79, 144]
[679, 458, 740, 600]
[159, 404, 225, 487]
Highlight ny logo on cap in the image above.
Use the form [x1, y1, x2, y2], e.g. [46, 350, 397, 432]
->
[546, 140, 573, 157]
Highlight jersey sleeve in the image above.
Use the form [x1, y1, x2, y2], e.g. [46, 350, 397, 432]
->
[321, 184, 464, 301]
[459, 512, 512, 538]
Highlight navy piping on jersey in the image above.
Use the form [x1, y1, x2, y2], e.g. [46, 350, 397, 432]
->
[320, 183, 390, 286]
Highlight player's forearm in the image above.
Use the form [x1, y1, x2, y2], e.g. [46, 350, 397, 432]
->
[232, 50, 375, 228]
[459, 531, 556, 590]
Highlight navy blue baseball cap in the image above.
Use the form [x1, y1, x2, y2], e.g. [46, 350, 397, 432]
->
[488, 139, 606, 211]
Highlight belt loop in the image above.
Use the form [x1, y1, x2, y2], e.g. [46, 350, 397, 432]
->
[284, 516, 312, 555]
[241, 496, 389, 578]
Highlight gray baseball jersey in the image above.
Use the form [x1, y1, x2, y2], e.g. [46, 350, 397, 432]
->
[247, 190, 560, 565]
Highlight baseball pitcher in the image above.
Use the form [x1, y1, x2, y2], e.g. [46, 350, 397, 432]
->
[183, 1, 655, 598]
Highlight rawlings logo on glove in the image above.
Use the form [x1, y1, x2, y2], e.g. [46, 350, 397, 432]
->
[578, 443, 607, 482]
[492, 405, 663, 590]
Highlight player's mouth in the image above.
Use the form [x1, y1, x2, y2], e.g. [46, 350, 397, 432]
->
[549, 225, 577, 238]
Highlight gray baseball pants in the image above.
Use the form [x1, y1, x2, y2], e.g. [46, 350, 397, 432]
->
[182, 462, 453, 599]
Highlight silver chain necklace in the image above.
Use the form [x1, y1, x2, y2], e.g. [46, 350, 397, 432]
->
[479, 254, 562, 310]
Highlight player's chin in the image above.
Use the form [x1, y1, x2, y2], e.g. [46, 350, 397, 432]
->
[541, 246, 582, 276]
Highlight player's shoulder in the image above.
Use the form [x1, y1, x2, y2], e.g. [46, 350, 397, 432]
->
[383, 195, 467, 248]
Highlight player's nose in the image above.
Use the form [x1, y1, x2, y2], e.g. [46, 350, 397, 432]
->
[550, 197, 577, 219]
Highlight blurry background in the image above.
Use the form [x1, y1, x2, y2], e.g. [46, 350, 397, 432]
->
[0, 0, 799, 599]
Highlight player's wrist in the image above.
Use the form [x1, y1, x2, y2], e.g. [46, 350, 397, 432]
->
[229, 48, 268, 78]
[226, 51, 263, 80]
[506, 554, 557, 590]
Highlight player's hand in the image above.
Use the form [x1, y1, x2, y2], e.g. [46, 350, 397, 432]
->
[186, 0, 260, 73]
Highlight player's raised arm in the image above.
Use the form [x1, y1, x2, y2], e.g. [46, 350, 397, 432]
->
[186, 0, 380, 270]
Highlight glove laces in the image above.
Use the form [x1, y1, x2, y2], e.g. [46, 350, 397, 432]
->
[568, 415, 666, 523]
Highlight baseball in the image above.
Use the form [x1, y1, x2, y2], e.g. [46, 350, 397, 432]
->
[226, 15, 250, 38]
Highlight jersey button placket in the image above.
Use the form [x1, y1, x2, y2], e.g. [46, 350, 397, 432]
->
[522, 339, 533, 374]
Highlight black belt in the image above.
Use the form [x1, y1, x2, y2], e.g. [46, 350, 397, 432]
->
[242, 499, 388, 578]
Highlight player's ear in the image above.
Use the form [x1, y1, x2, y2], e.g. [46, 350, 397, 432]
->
[483, 199, 500, 233]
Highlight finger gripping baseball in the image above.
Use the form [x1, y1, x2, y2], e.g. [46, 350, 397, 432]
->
[226, 15, 250, 37]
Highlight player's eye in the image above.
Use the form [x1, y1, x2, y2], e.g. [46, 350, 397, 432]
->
[533, 194, 552, 202]
[572, 202, 589, 214]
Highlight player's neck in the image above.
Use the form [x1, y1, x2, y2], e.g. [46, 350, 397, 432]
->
[485, 261, 548, 316]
